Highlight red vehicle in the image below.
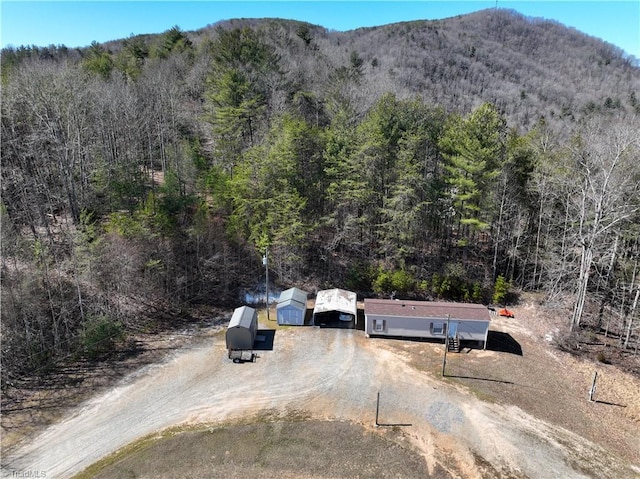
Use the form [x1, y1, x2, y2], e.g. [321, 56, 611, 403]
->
[498, 308, 515, 318]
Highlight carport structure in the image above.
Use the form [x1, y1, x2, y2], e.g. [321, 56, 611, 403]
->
[312, 288, 357, 325]
[364, 299, 491, 349]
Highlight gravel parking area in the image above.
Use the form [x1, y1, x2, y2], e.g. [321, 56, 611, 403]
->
[2, 319, 639, 479]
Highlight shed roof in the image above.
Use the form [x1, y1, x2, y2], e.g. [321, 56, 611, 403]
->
[313, 288, 357, 316]
[277, 287, 309, 309]
[364, 299, 490, 321]
[229, 305, 257, 329]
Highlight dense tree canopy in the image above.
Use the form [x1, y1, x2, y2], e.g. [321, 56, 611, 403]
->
[1, 11, 639, 384]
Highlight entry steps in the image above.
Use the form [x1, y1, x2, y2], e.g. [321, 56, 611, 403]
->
[447, 336, 460, 352]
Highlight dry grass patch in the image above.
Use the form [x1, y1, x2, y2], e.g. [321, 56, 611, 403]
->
[74, 419, 442, 479]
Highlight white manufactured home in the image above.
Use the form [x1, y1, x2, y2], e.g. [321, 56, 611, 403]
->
[364, 299, 491, 349]
[276, 287, 309, 326]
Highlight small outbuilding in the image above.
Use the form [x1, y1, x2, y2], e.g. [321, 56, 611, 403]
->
[364, 299, 491, 349]
[276, 287, 309, 326]
[226, 306, 258, 351]
[313, 288, 357, 325]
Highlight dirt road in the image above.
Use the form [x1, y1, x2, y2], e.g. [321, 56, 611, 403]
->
[2, 326, 638, 478]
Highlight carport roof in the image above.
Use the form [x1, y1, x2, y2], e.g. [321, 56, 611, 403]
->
[364, 299, 490, 321]
[313, 288, 357, 316]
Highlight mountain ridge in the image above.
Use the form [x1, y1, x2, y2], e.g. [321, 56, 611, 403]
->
[4, 9, 638, 123]
[184, 8, 638, 129]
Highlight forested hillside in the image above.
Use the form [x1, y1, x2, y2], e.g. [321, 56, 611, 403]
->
[2, 8, 639, 385]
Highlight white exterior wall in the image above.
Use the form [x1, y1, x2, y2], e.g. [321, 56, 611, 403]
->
[366, 314, 489, 346]
[366, 314, 446, 338]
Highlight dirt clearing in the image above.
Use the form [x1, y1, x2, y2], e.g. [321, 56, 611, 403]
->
[381, 302, 640, 465]
[2, 301, 640, 479]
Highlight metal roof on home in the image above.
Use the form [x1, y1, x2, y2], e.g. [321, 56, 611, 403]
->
[313, 288, 357, 316]
[364, 299, 490, 321]
[228, 305, 257, 329]
[277, 287, 309, 309]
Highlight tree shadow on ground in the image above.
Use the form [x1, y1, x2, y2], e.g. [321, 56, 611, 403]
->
[487, 331, 523, 355]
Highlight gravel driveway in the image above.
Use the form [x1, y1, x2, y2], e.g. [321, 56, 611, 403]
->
[2, 326, 636, 478]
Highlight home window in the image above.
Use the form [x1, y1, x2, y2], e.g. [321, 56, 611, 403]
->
[373, 319, 385, 332]
[431, 322, 445, 335]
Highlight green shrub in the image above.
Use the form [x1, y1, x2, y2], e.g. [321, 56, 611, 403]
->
[472, 282, 483, 302]
[391, 269, 415, 296]
[373, 268, 416, 297]
[492, 275, 510, 304]
[373, 270, 394, 295]
[104, 211, 147, 239]
[81, 315, 124, 359]
[462, 285, 470, 302]
[346, 261, 375, 292]
[438, 277, 452, 297]
[430, 273, 441, 296]
[429, 273, 485, 302]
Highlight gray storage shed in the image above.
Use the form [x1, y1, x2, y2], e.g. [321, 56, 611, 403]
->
[277, 287, 309, 326]
[364, 299, 491, 349]
[226, 306, 258, 351]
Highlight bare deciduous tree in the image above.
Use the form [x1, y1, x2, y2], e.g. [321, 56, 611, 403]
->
[562, 119, 640, 330]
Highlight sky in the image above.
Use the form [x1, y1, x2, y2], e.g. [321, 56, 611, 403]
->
[1, 1, 639, 59]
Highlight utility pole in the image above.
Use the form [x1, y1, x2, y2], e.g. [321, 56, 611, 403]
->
[262, 247, 270, 322]
[441, 314, 451, 376]
[589, 371, 598, 401]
